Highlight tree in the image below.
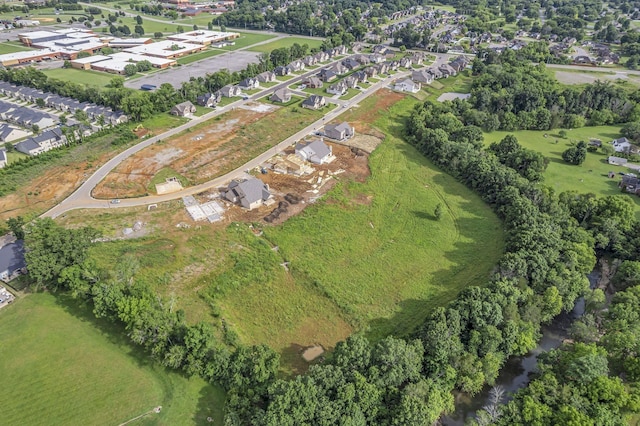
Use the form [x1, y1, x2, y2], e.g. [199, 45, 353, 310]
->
[558, 129, 567, 139]
[134, 25, 144, 36]
[6, 216, 25, 240]
[31, 124, 39, 134]
[434, 203, 443, 220]
[154, 31, 163, 39]
[135, 14, 142, 25]
[4, 142, 14, 152]
[621, 121, 640, 142]
[612, 260, 640, 290]
[124, 63, 138, 77]
[562, 142, 587, 165]
[35, 97, 45, 108]
[74, 109, 88, 122]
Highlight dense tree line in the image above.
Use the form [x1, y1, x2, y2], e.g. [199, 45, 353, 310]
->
[451, 50, 640, 131]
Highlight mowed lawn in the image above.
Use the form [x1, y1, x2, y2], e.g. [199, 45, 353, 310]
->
[248, 36, 324, 53]
[42, 68, 116, 88]
[0, 293, 225, 426]
[219, 33, 277, 50]
[483, 126, 640, 213]
[0, 42, 32, 54]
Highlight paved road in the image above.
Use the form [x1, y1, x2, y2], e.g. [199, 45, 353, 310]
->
[42, 62, 430, 218]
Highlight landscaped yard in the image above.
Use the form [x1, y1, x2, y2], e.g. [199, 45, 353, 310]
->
[248, 36, 324, 53]
[483, 126, 640, 213]
[0, 293, 224, 425]
[42, 68, 117, 88]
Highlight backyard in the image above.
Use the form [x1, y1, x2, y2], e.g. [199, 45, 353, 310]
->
[0, 292, 224, 425]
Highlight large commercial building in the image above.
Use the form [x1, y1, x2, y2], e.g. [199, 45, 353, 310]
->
[166, 30, 240, 46]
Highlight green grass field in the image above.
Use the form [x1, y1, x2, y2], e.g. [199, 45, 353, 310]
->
[0, 42, 32, 54]
[482, 126, 640, 213]
[248, 36, 324, 53]
[42, 68, 117, 88]
[0, 293, 224, 425]
[219, 33, 277, 50]
[176, 48, 225, 65]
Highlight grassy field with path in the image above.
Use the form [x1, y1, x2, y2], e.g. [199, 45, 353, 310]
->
[0, 292, 224, 425]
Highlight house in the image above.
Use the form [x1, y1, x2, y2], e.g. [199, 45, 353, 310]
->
[331, 45, 348, 56]
[410, 52, 426, 64]
[0, 124, 29, 143]
[256, 71, 276, 83]
[288, 60, 305, 72]
[270, 88, 292, 103]
[386, 60, 400, 71]
[439, 64, 457, 77]
[342, 58, 360, 70]
[0, 241, 25, 282]
[219, 85, 242, 97]
[15, 127, 66, 156]
[394, 78, 421, 93]
[0, 149, 6, 169]
[412, 70, 433, 84]
[238, 77, 259, 90]
[353, 71, 368, 83]
[352, 54, 370, 65]
[324, 122, 354, 141]
[450, 55, 469, 72]
[369, 53, 385, 64]
[620, 174, 640, 194]
[344, 76, 358, 89]
[364, 66, 379, 78]
[303, 76, 323, 89]
[609, 156, 629, 166]
[303, 55, 318, 67]
[317, 68, 337, 82]
[574, 55, 595, 65]
[314, 51, 330, 62]
[589, 138, 602, 148]
[374, 63, 389, 74]
[301, 95, 327, 110]
[328, 62, 348, 75]
[612, 137, 632, 153]
[170, 101, 197, 117]
[274, 66, 291, 76]
[224, 178, 272, 210]
[428, 67, 444, 79]
[196, 92, 221, 108]
[295, 139, 334, 164]
[327, 80, 348, 96]
[372, 45, 389, 55]
[400, 57, 413, 68]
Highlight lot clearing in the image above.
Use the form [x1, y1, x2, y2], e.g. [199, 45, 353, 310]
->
[0, 292, 224, 425]
[0, 115, 186, 223]
[554, 69, 640, 86]
[63, 88, 505, 374]
[93, 101, 328, 199]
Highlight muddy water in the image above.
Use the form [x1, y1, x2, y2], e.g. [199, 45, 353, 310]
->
[441, 269, 601, 425]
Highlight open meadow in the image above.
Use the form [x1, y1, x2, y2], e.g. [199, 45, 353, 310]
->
[65, 90, 504, 373]
[0, 292, 224, 425]
[482, 126, 640, 213]
[247, 36, 324, 53]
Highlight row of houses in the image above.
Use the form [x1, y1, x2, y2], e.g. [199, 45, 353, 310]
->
[15, 127, 67, 156]
[0, 81, 127, 125]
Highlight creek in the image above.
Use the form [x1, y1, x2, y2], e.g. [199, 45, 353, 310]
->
[441, 268, 601, 425]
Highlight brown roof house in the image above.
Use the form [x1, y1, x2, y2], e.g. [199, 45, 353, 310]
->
[224, 178, 272, 210]
[324, 122, 354, 141]
[270, 88, 292, 103]
[170, 101, 197, 117]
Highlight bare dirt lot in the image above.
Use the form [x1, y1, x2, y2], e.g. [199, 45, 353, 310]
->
[94, 103, 279, 199]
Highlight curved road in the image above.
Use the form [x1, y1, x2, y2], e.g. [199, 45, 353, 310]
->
[43, 61, 436, 218]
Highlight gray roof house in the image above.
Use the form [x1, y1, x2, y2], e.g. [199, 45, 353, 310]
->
[0, 124, 29, 143]
[0, 241, 26, 281]
[16, 127, 66, 156]
[196, 92, 221, 108]
[394, 78, 421, 93]
[274, 66, 292, 76]
[295, 139, 334, 164]
[15, 138, 42, 156]
[0, 149, 6, 169]
[327, 80, 348, 96]
[303, 76, 323, 88]
[256, 71, 277, 83]
[270, 88, 292, 103]
[219, 85, 242, 98]
[317, 69, 337, 82]
[412, 70, 434, 84]
[238, 77, 259, 90]
[613, 137, 632, 153]
[324, 122, 354, 141]
[170, 101, 197, 117]
[288, 60, 305, 72]
[224, 178, 272, 210]
[301, 95, 326, 110]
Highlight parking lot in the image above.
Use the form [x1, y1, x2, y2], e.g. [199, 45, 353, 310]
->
[124, 50, 262, 89]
